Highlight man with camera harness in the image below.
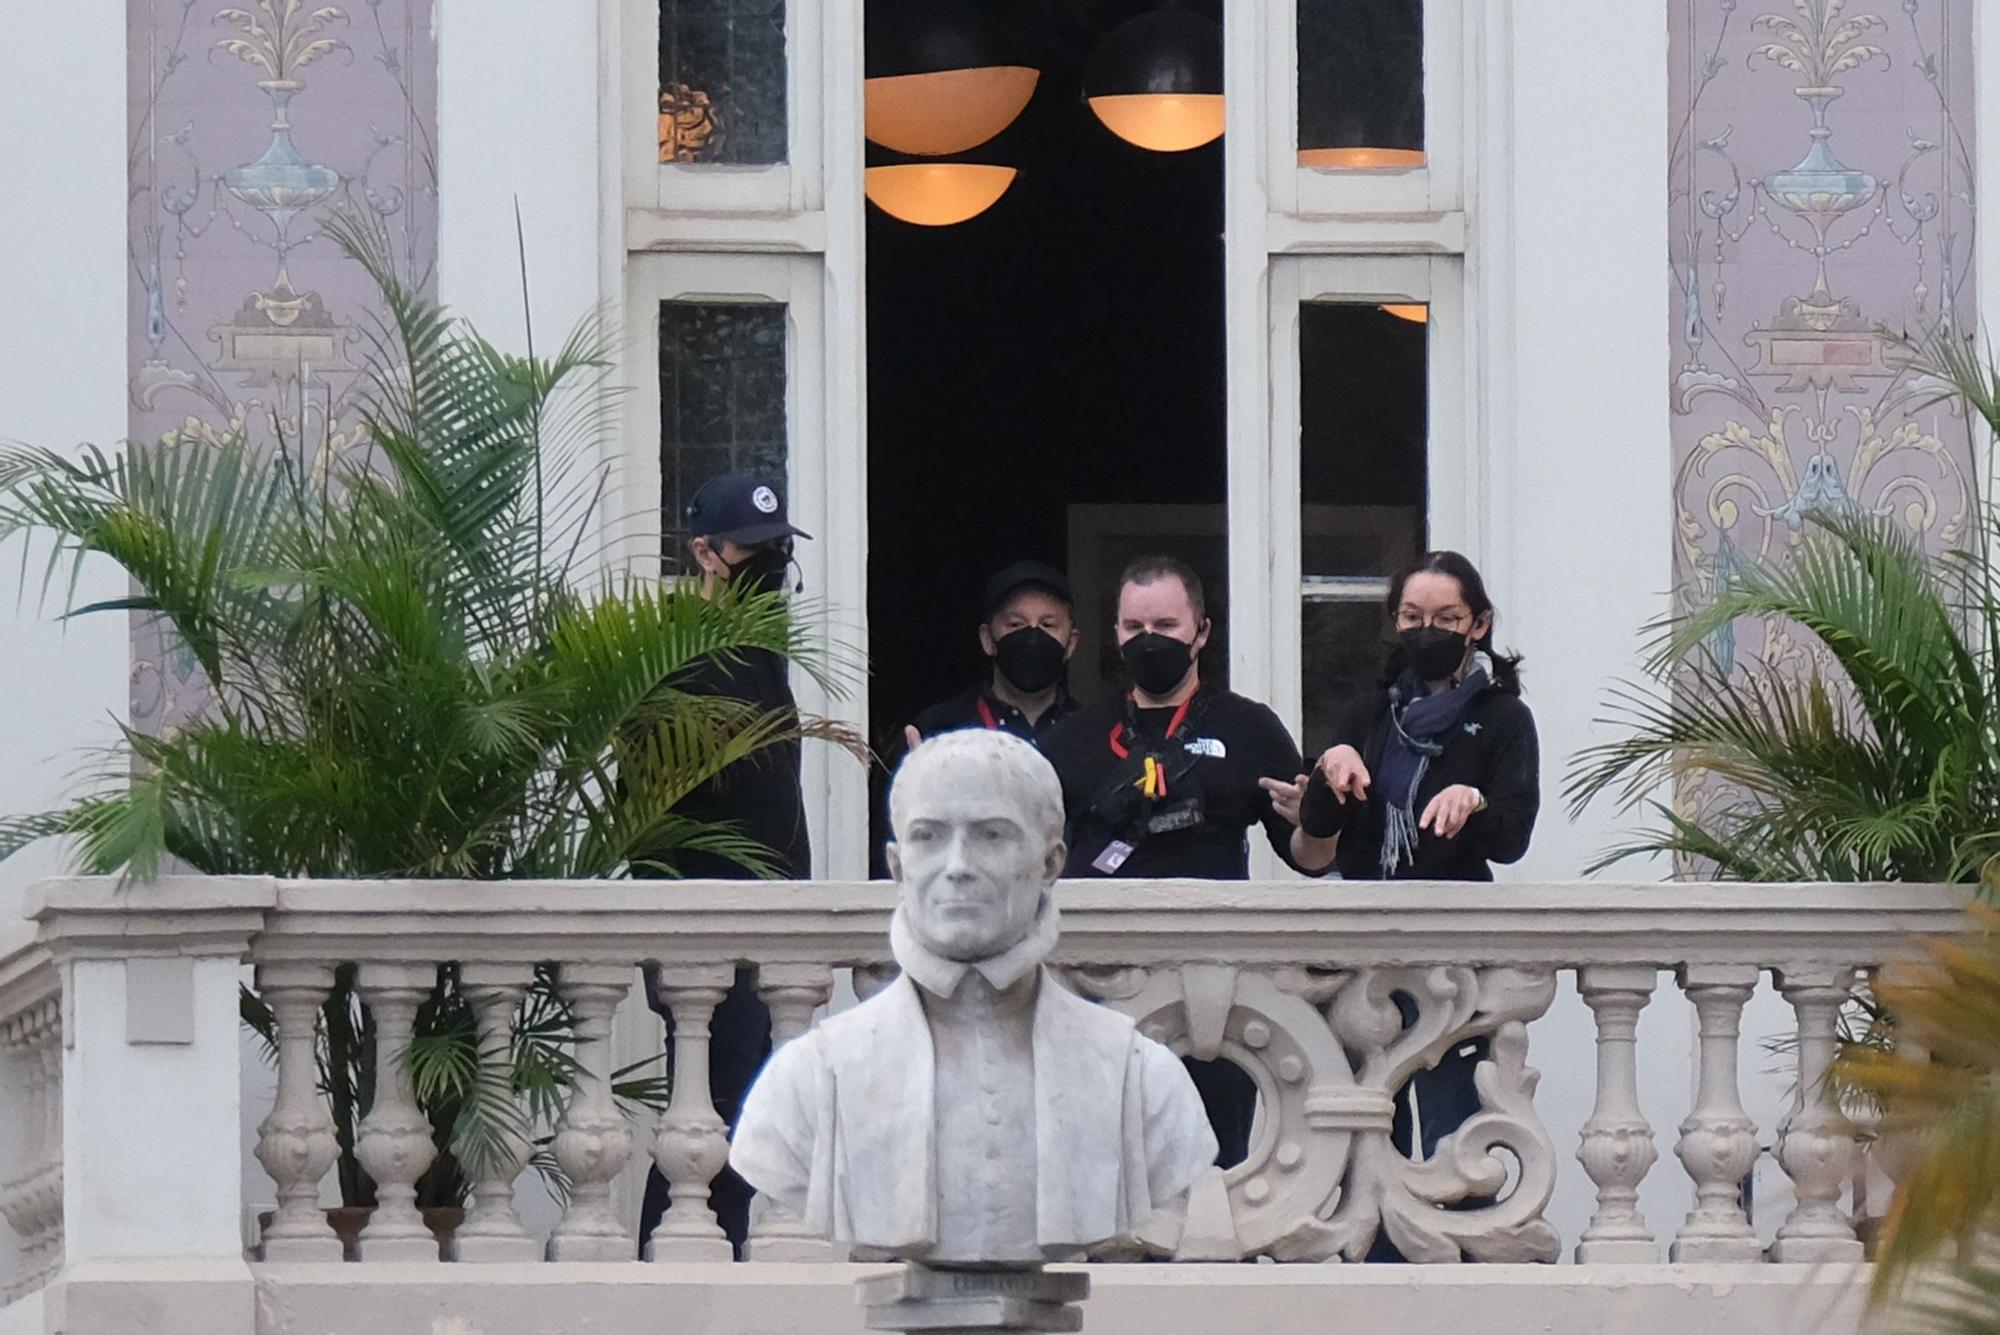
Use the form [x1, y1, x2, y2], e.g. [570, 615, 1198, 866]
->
[1037, 555, 1335, 1167]
[1039, 555, 1336, 882]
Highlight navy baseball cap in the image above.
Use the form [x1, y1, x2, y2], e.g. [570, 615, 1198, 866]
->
[981, 561, 1073, 618]
[687, 473, 812, 545]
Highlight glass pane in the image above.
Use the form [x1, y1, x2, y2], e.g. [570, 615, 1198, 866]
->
[1297, 0, 1424, 170]
[659, 301, 788, 563]
[1299, 301, 1426, 754]
[659, 0, 788, 165]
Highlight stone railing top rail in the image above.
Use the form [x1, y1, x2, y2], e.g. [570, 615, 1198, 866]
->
[16, 875, 1975, 971]
[0, 916, 55, 1021]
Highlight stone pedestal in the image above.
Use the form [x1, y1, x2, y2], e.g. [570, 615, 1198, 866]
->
[857, 1265, 1089, 1334]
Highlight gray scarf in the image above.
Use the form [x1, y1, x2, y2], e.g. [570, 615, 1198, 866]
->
[1377, 666, 1489, 876]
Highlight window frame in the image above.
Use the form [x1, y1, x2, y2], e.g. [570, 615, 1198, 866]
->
[1276, 0, 1468, 218]
[1267, 253, 1470, 755]
[624, 0, 826, 213]
[609, 0, 1494, 879]
[1225, 0, 1484, 877]
[616, 0, 868, 880]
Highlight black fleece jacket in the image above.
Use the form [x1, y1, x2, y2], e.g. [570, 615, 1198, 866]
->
[1300, 683, 1540, 881]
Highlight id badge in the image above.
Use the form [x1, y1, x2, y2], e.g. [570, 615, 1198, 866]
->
[1091, 839, 1135, 874]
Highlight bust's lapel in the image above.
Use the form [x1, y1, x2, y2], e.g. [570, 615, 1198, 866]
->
[826, 974, 938, 1250]
[1032, 970, 1138, 1246]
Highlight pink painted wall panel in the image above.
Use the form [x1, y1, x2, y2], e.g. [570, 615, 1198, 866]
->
[126, 0, 438, 732]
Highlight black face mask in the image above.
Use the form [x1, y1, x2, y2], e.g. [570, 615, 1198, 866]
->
[1400, 625, 1470, 682]
[724, 543, 793, 596]
[993, 627, 1066, 694]
[1122, 631, 1196, 697]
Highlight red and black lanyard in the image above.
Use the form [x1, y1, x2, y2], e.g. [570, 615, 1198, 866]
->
[1108, 690, 1197, 800]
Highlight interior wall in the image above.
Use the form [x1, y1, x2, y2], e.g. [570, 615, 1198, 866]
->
[864, 0, 1227, 754]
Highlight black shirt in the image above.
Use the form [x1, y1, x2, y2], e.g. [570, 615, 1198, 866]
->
[1039, 686, 1317, 879]
[1303, 683, 1539, 882]
[646, 647, 811, 880]
[908, 682, 1080, 745]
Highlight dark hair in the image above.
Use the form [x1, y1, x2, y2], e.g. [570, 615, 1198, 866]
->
[1383, 550, 1522, 693]
[1117, 554, 1206, 623]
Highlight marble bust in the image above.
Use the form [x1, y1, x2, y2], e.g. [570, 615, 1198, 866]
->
[729, 729, 1218, 1263]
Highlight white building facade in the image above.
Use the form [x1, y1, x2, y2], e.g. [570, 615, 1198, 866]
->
[0, 2, 1997, 1331]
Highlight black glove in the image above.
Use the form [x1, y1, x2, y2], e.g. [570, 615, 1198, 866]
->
[1298, 766, 1351, 839]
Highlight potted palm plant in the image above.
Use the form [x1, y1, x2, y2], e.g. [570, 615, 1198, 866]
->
[0, 214, 860, 1239]
[1565, 331, 1998, 881]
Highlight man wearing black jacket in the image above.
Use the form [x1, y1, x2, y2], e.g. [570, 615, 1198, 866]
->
[1038, 555, 1334, 1166]
[904, 560, 1082, 746]
[1038, 556, 1337, 883]
[636, 472, 812, 1258]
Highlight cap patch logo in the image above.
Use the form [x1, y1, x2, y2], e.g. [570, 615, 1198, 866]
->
[751, 485, 780, 514]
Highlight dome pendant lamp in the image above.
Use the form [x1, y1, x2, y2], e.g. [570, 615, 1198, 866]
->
[1084, 1, 1225, 154]
[865, 0, 1040, 156]
[864, 163, 1019, 227]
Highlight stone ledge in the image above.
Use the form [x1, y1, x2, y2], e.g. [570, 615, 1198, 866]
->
[247, 1262, 1878, 1335]
[50, 1257, 256, 1335]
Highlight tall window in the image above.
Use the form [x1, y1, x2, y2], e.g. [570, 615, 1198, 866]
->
[620, 0, 867, 877]
[1231, 0, 1477, 872]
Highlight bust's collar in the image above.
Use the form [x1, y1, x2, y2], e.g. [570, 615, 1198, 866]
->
[890, 894, 1060, 998]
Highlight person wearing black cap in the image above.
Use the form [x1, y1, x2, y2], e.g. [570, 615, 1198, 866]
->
[637, 471, 812, 1260]
[903, 561, 1082, 748]
[660, 471, 814, 879]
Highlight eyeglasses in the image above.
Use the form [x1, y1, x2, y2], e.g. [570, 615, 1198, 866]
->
[1395, 609, 1472, 633]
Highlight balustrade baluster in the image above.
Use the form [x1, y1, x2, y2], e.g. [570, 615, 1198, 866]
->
[355, 963, 441, 1262]
[1575, 965, 1659, 1262]
[1670, 964, 1762, 1262]
[1771, 966, 1864, 1263]
[3, 1009, 38, 1299]
[454, 965, 539, 1263]
[36, 1006, 61, 1288]
[745, 962, 834, 1263]
[645, 964, 735, 1262]
[253, 963, 343, 1261]
[548, 965, 635, 1261]
[1, 1000, 63, 1295]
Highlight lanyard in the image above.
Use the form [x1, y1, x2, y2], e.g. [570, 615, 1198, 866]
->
[975, 696, 1000, 731]
[1106, 691, 1195, 760]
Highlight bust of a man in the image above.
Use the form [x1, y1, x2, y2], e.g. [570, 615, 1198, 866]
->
[730, 729, 1217, 1263]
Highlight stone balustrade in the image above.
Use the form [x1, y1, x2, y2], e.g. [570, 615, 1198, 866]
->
[0, 921, 60, 1305]
[0, 876, 1973, 1328]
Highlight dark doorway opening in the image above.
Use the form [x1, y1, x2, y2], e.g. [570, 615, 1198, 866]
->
[865, 0, 1227, 854]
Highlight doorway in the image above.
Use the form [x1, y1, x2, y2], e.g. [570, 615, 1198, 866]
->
[864, 0, 1228, 787]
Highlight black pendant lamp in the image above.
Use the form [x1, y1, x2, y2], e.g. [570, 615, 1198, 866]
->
[1084, 1, 1224, 154]
[865, 0, 1040, 157]
[1297, 0, 1424, 169]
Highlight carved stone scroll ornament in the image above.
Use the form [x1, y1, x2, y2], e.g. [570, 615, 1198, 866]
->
[1076, 961, 1562, 1263]
[1073, 962, 1364, 1263]
[1324, 966, 1561, 1264]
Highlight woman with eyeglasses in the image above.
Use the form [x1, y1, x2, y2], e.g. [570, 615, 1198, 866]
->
[1299, 549, 1540, 1259]
[1301, 549, 1538, 881]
